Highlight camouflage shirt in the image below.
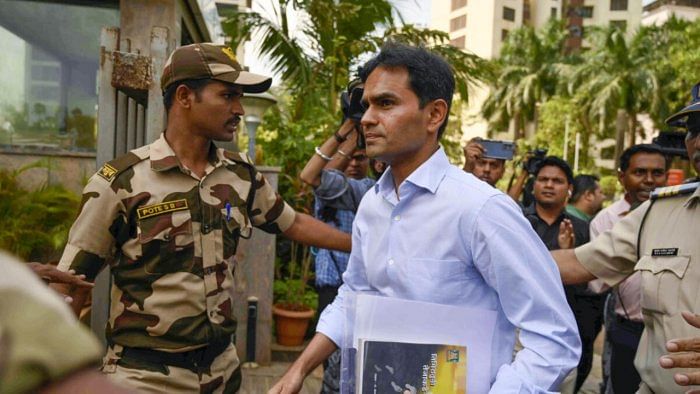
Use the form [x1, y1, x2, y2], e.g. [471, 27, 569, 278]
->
[58, 134, 295, 351]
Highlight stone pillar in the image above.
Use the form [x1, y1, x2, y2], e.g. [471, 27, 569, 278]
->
[119, 0, 179, 56]
[233, 166, 280, 365]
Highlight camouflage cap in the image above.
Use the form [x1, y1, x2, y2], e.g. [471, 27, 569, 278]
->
[161, 43, 272, 93]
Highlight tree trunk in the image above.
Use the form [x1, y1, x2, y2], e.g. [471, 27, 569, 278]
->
[613, 109, 627, 168]
[628, 112, 637, 147]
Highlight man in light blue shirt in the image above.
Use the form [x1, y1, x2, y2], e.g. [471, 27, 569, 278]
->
[270, 43, 580, 394]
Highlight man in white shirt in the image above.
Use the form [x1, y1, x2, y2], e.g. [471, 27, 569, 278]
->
[590, 144, 668, 394]
[270, 42, 580, 394]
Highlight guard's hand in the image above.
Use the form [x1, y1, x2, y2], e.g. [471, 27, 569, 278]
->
[268, 368, 305, 394]
[557, 219, 575, 249]
[659, 311, 700, 391]
[463, 140, 485, 172]
[27, 263, 94, 288]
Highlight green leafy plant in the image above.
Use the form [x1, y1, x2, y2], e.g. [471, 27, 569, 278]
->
[273, 241, 318, 312]
[0, 160, 79, 261]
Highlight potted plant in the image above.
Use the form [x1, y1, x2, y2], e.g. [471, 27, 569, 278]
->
[272, 242, 317, 346]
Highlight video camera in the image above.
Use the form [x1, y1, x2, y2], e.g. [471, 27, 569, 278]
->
[523, 148, 548, 174]
[340, 80, 366, 148]
[340, 81, 365, 123]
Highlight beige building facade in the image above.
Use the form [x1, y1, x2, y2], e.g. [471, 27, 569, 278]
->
[642, 0, 700, 26]
[430, 0, 644, 141]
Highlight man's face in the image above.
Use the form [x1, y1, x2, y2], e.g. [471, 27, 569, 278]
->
[345, 149, 369, 180]
[533, 165, 571, 210]
[619, 152, 667, 204]
[472, 158, 505, 186]
[360, 66, 434, 165]
[686, 127, 700, 175]
[187, 80, 244, 142]
[588, 183, 606, 213]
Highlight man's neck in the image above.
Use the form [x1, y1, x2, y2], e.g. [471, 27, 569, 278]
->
[390, 143, 440, 194]
[623, 193, 639, 206]
[572, 201, 592, 217]
[535, 203, 565, 225]
[164, 123, 213, 178]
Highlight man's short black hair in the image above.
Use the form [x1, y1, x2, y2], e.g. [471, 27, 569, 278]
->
[619, 144, 668, 172]
[359, 42, 455, 139]
[163, 78, 213, 112]
[533, 156, 574, 184]
[571, 174, 600, 203]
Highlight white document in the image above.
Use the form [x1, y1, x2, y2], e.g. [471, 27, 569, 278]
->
[344, 294, 498, 394]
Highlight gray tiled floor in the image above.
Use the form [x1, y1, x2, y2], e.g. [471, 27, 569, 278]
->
[243, 334, 605, 393]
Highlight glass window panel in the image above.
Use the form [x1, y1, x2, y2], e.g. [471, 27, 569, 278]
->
[503, 6, 516, 22]
[0, 1, 118, 152]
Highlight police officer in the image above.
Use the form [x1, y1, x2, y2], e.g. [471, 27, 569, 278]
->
[552, 82, 700, 393]
[52, 43, 351, 393]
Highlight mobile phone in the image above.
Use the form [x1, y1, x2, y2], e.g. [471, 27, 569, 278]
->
[479, 139, 515, 160]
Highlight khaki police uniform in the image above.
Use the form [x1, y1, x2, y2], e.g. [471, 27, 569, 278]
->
[57, 134, 296, 393]
[0, 252, 103, 394]
[574, 182, 700, 393]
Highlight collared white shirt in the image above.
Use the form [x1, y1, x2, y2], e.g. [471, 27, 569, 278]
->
[317, 147, 581, 393]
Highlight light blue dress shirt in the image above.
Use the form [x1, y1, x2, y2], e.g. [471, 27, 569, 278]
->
[317, 147, 581, 393]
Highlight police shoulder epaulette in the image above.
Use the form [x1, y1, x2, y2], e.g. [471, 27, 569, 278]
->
[96, 147, 148, 183]
[650, 182, 699, 201]
[222, 150, 254, 167]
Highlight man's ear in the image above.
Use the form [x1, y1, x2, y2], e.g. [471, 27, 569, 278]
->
[175, 84, 194, 109]
[426, 99, 449, 136]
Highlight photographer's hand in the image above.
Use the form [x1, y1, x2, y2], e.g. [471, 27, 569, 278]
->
[299, 119, 356, 188]
[463, 139, 485, 172]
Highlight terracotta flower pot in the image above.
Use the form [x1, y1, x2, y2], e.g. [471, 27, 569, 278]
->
[272, 304, 315, 346]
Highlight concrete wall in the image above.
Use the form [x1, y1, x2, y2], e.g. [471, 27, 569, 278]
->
[0, 148, 95, 194]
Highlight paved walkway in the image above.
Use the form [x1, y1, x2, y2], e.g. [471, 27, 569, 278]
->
[240, 362, 322, 393]
[243, 333, 605, 393]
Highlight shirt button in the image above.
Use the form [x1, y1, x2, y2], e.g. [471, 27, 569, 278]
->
[163, 234, 170, 241]
[202, 224, 211, 234]
[388, 259, 394, 265]
[393, 215, 401, 221]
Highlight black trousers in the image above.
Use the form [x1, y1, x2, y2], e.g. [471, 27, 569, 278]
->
[569, 294, 606, 393]
[608, 315, 644, 394]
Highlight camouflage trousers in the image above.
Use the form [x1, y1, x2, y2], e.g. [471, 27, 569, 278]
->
[102, 343, 241, 393]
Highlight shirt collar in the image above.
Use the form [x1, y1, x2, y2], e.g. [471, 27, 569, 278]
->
[525, 203, 568, 224]
[150, 133, 220, 172]
[374, 146, 449, 197]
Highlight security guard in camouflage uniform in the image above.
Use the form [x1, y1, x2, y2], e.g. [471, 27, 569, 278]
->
[552, 82, 700, 393]
[53, 43, 351, 393]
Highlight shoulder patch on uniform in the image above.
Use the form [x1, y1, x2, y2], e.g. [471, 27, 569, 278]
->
[97, 163, 118, 181]
[96, 151, 147, 183]
[651, 182, 699, 200]
[137, 199, 188, 220]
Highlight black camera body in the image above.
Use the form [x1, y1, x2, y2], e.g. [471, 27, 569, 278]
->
[524, 148, 548, 174]
[340, 86, 365, 123]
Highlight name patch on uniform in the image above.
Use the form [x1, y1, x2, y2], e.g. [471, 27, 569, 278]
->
[137, 199, 189, 219]
[97, 163, 118, 181]
[651, 248, 679, 257]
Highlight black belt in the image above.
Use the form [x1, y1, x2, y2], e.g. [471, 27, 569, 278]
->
[118, 338, 230, 373]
